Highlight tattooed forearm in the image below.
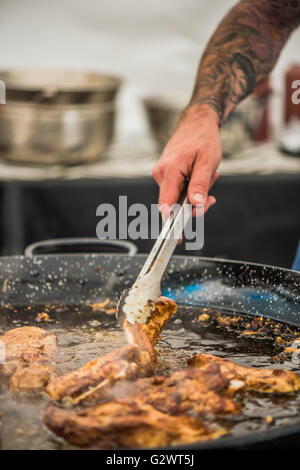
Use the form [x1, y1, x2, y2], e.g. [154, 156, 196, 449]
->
[189, 0, 300, 124]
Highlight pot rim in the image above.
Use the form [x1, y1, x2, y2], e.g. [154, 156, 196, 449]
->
[0, 68, 123, 92]
[0, 100, 116, 114]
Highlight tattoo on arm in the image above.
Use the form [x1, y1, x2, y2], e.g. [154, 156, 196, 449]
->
[189, 0, 300, 124]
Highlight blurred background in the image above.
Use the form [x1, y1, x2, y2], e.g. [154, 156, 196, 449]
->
[1, 0, 300, 139]
[0, 0, 299, 267]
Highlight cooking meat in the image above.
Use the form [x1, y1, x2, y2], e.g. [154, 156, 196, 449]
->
[9, 364, 56, 392]
[0, 326, 57, 392]
[0, 326, 57, 363]
[43, 354, 300, 449]
[129, 368, 239, 416]
[43, 361, 240, 448]
[188, 353, 300, 394]
[94, 367, 239, 415]
[46, 345, 151, 403]
[43, 399, 225, 449]
[124, 297, 177, 347]
[46, 297, 177, 403]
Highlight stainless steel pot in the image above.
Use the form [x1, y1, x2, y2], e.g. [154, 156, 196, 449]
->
[143, 96, 181, 153]
[0, 101, 116, 165]
[0, 69, 122, 165]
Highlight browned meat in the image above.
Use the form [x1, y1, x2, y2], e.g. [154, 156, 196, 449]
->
[124, 297, 177, 347]
[188, 353, 300, 394]
[44, 399, 225, 449]
[9, 364, 56, 392]
[132, 368, 239, 416]
[1, 326, 57, 364]
[43, 335, 300, 449]
[43, 361, 240, 448]
[90, 362, 239, 416]
[46, 297, 177, 403]
[0, 326, 57, 392]
[46, 345, 151, 403]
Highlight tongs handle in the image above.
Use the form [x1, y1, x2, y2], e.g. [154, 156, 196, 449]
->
[136, 193, 192, 285]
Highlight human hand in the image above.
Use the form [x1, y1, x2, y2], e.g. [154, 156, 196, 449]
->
[152, 104, 222, 218]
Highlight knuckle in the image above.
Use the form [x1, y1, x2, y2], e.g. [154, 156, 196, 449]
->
[159, 161, 167, 173]
[189, 180, 208, 195]
[152, 167, 159, 180]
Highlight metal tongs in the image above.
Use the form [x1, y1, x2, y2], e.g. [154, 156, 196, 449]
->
[117, 193, 193, 327]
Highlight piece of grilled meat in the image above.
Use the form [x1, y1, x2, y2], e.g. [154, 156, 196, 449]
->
[44, 399, 225, 449]
[188, 353, 300, 394]
[46, 345, 151, 403]
[124, 297, 177, 347]
[130, 368, 239, 416]
[43, 361, 239, 449]
[44, 351, 300, 449]
[46, 297, 177, 403]
[0, 326, 57, 392]
[69, 365, 239, 415]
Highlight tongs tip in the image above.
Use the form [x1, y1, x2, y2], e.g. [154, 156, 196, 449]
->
[116, 286, 155, 327]
[116, 288, 130, 328]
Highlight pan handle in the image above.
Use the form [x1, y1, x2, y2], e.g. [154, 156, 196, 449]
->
[24, 238, 138, 257]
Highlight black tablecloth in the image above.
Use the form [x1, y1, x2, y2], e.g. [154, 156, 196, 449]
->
[1, 173, 299, 269]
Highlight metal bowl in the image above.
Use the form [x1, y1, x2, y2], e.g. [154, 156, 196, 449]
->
[0, 101, 116, 165]
[143, 97, 181, 152]
[0, 68, 122, 165]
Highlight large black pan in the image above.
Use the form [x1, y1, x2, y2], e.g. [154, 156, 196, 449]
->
[0, 238, 299, 450]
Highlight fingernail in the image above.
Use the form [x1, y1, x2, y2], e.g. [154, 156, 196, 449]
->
[194, 193, 204, 203]
[159, 205, 170, 223]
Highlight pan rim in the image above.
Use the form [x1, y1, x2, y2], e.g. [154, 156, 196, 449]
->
[0, 252, 298, 276]
[167, 418, 300, 450]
